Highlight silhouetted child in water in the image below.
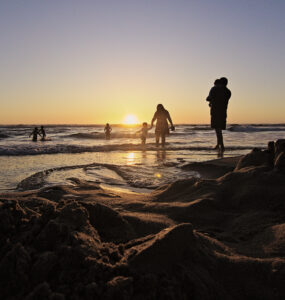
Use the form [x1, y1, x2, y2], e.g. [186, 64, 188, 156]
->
[29, 127, 41, 141]
[39, 126, 46, 140]
[104, 123, 112, 139]
[137, 122, 152, 145]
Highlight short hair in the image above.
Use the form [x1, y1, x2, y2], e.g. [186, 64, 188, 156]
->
[220, 77, 228, 86]
[143, 122, 147, 126]
[214, 79, 220, 85]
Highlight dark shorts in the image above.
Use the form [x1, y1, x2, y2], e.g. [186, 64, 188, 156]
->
[211, 112, 227, 130]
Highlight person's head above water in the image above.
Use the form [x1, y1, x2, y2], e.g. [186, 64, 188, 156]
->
[219, 77, 228, 86]
[35, 127, 38, 130]
[157, 104, 165, 111]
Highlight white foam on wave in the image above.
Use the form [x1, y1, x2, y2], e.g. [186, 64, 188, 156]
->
[0, 143, 254, 156]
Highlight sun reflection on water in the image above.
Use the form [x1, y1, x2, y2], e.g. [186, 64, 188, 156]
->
[126, 152, 135, 165]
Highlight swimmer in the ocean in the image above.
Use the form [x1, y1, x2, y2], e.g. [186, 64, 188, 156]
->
[104, 123, 112, 140]
[39, 126, 46, 140]
[29, 127, 41, 141]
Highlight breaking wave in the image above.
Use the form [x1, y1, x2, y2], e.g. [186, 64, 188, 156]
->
[228, 125, 285, 132]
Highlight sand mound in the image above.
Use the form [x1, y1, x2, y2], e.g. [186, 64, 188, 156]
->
[128, 223, 196, 272]
[82, 202, 136, 242]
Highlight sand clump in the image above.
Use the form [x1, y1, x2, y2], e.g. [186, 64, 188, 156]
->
[1, 140, 285, 299]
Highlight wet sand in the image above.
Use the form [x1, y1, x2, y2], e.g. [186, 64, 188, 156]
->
[181, 155, 242, 179]
[1, 147, 285, 299]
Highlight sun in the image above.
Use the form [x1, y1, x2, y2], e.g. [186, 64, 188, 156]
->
[123, 114, 139, 125]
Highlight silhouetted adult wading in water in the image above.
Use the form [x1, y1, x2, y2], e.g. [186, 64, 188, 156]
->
[206, 77, 231, 152]
[29, 127, 41, 142]
[151, 104, 175, 147]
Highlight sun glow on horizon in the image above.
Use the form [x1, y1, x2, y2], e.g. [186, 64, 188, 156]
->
[123, 114, 139, 125]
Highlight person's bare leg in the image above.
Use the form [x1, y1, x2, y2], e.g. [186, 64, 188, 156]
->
[161, 135, 166, 147]
[215, 128, 224, 151]
[214, 129, 220, 149]
[155, 134, 160, 147]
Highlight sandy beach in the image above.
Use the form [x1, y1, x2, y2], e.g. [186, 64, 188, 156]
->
[1, 141, 285, 299]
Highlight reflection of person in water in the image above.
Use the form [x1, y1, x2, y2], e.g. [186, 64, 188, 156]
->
[39, 126, 46, 140]
[137, 122, 152, 145]
[29, 127, 41, 141]
[151, 104, 175, 147]
[156, 149, 166, 162]
[104, 123, 112, 139]
[206, 77, 231, 152]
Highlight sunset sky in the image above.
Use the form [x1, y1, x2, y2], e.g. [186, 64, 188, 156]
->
[1, 0, 284, 124]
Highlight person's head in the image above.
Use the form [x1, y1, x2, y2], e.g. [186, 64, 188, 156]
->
[219, 77, 228, 86]
[35, 127, 38, 130]
[214, 79, 221, 86]
[41, 126, 44, 129]
[157, 104, 165, 111]
[143, 122, 147, 127]
[106, 123, 110, 127]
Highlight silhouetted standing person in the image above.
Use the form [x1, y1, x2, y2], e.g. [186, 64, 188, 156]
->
[206, 77, 231, 152]
[39, 126, 46, 140]
[29, 127, 41, 141]
[151, 104, 175, 147]
[104, 123, 112, 140]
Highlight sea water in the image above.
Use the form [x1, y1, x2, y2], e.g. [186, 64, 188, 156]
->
[0, 124, 284, 192]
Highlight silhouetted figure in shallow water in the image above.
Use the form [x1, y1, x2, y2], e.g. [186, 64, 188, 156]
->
[151, 104, 175, 147]
[104, 123, 112, 140]
[137, 122, 152, 145]
[39, 126, 46, 140]
[206, 77, 231, 152]
[29, 127, 41, 141]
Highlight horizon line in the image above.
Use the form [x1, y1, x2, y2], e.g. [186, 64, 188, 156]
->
[1, 123, 285, 126]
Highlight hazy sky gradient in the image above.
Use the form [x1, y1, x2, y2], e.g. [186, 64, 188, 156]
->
[1, 0, 284, 124]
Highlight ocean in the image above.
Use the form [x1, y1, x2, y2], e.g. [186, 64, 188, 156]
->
[0, 124, 284, 192]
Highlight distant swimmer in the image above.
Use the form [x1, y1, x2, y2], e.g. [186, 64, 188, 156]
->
[39, 126, 46, 141]
[206, 77, 231, 152]
[104, 123, 112, 140]
[151, 104, 175, 147]
[137, 122, 152, 145]
[29, 127, 41, 141]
